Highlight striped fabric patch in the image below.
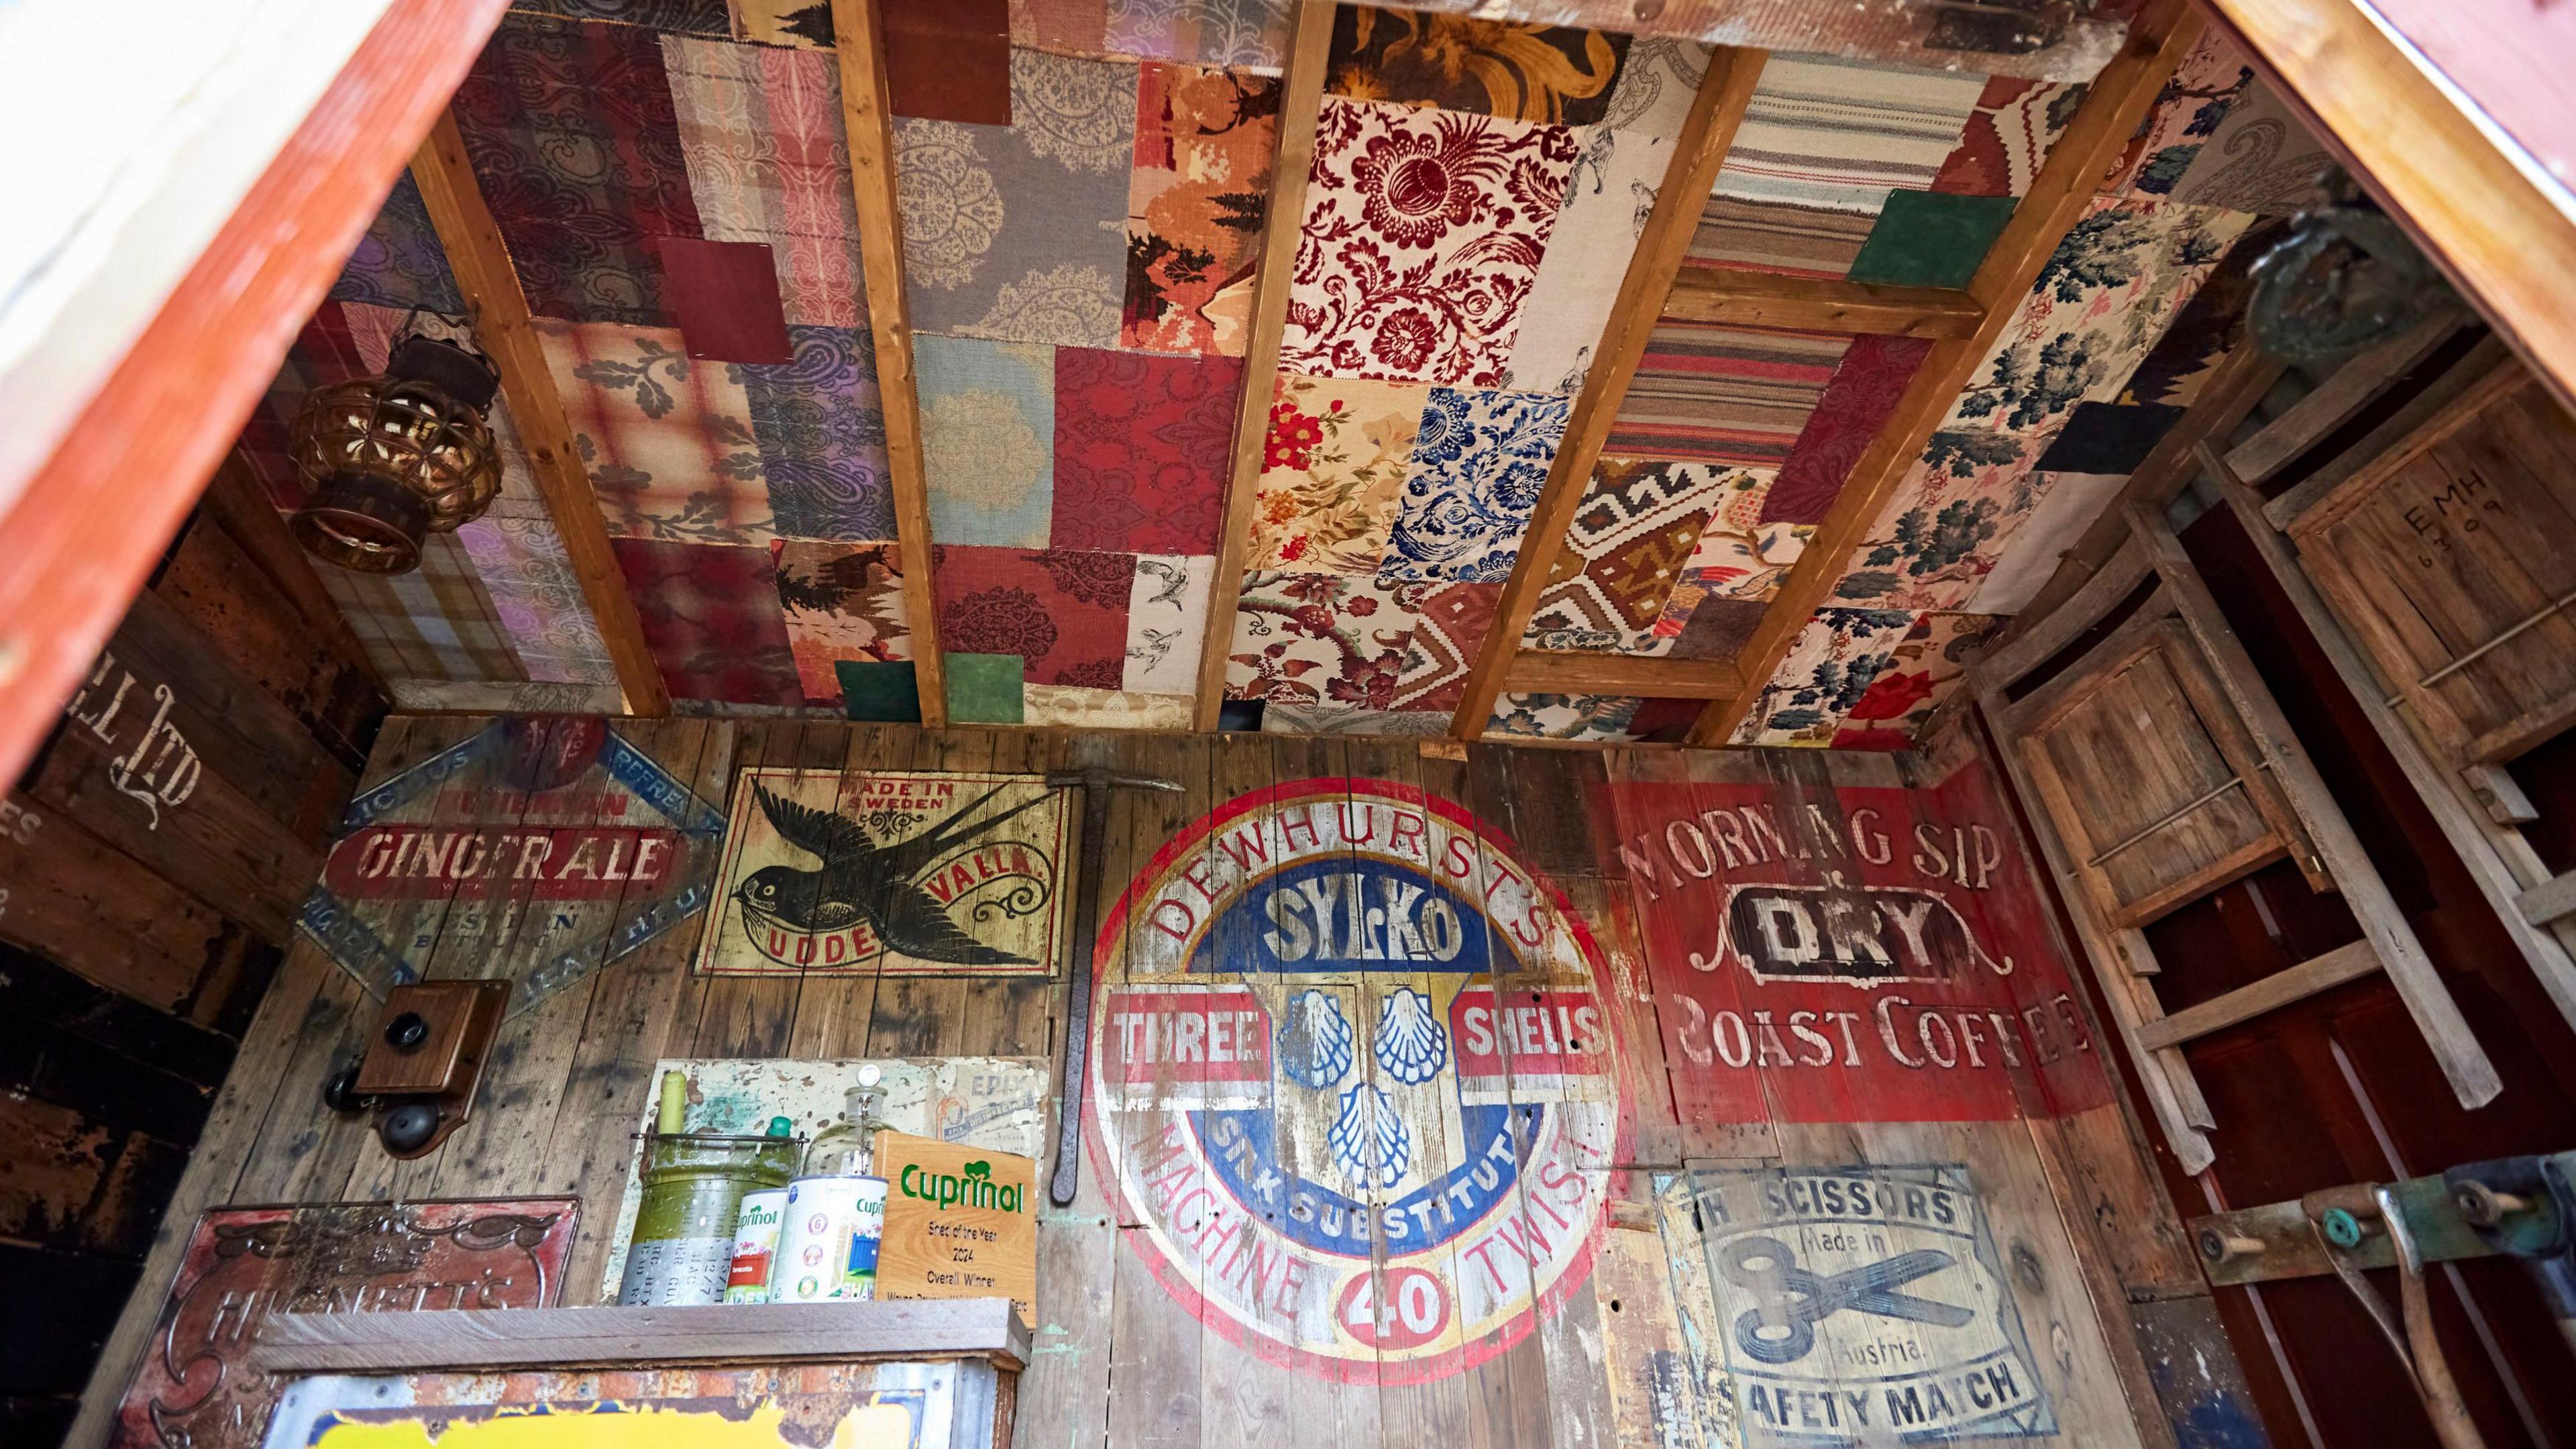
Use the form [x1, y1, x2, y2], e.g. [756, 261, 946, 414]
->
[1607, 323, 1852, 466]
[1685, 195, 1877, 276]
[1709, 54, 1987, 215]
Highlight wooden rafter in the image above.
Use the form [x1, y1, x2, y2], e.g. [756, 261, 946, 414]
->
[1688, 0, 2208, 747]
[1504, 651, 1741, 701]
[830, 0, 945, 726]
[1660, 270, 1984, 339]
[2202, 0, 2576, 417]
[1192, 0, 1337, 730]
[411, 113, 670, 716]
[1443, 46, 1770, 739]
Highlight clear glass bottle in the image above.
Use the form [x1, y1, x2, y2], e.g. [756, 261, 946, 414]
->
[802, 1063, 890, 1177]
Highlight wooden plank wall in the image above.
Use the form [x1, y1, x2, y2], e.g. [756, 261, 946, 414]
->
[0, 496, 384, 1446]
[66, 717, 2239, 1449]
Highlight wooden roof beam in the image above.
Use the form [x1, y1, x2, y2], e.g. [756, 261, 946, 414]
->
[1660, 270, 1985, 339]
[1191, 0, 1337, 731]
[1444, 46, 1772, 739]
[411, 113, 670, 716]
[2202, 0, 2576, 417]
[1688, 0, 2209, 747]
[831, 0, 945, 726]
[1504, 650, 1742, 701]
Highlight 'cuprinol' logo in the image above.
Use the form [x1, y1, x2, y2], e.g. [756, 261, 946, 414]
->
[900, 1159, 1023, 1213]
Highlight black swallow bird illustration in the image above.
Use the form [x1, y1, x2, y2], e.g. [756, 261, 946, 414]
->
[737, 782, 1051, 965]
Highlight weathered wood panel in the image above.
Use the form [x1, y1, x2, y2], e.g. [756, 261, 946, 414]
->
[7, 502, 384, 1448]
[2290, 365, 2576, 767]
[66, 716, 2232, 1449]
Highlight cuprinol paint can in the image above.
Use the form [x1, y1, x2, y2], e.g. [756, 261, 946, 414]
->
[773, 1175, 888, 1303]
[724, 1187, 790, 1303]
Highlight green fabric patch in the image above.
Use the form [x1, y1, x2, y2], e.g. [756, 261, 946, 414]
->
[1847, 191, 2019, 288]
[835, 660, 922, 722]
[944, 653, 1026, 724]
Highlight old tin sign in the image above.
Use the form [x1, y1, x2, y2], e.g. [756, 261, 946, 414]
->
[1089, 778, 1631, 1383]
[298, 717, 725, 1010]
[1605, 763, 2111, 1124]
[695, 768, 1069, 978]
[107, 1198, 577, 1449]
[1682, 1164, 2053, 1443]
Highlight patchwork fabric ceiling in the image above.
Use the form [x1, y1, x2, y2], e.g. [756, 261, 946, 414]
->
[227, 0, 2333, 746]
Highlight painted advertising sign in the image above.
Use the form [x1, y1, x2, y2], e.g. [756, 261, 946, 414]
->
[598, 1056, 1048, 1297]
[1088, 778, 1631, 1383]
[695, 769, 1069, 978]
[1663, 1164, 2055, 1444]
[1604, 763, 2110, 1122]
[108, 1198, 576, 1449]
[266, 1362, 951, 1449]
[299, 718, 725, 1010]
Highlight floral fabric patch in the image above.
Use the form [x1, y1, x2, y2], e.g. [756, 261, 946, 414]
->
[1506, 38, 1712, 394]
[1608, 322, 1851, 466]
[1282, 98, 1579, 387]
[1326, 8, 1631, 125]
[1731, 605, 1921, 746]
[452, 14, 703, 326]
[2102, 31, 2254, 197]
[1381, 386, 1573, 582]
[1250, 372, 1430, 572]
[663, 36, 871, 330]
[1124, 63, 1280, 356]
[1488, 693, 1642, 741]
[537, 321, 774, 545]
[896, 51, 1137, 347]
[1125, 554, 1215, 694]
[1225, 571, 1426, 710]
[1942, 197, 2252, 439]
[915, 335, 1057, 547]
[773, 540, 911, 704]
[1052, 346, 1241, 553]
[1825, 429, 2039, 611]
[612, 537, 806, 706]
[934, 545, 1136, 688]
[1831, 611, 2000, 749]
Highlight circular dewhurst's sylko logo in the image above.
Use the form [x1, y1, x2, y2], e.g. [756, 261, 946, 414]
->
[1086, 778, 1631, 1383]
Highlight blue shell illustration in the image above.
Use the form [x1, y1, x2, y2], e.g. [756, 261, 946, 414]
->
[1328, 1082, 1413, 1189]
[1373, 986, 1450, 1085]
[1276, 989, 1356, 1089]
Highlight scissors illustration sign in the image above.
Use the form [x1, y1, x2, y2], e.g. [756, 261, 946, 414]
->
[1686, 1163, 2057, 1443]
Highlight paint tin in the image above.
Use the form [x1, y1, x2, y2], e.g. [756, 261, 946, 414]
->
[617, 1133, 798, 1307]
[772, 1175, 888, 1303]
[723, 1187, 789, 1304]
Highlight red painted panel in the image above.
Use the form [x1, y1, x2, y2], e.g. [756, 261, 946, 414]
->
[0, 0, 514, 800]
[1607, 761, 2110, 1124]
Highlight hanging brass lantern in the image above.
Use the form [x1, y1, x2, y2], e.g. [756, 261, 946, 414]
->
[288, 323, 504, 574]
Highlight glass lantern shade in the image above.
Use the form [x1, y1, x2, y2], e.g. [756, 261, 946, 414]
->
[286, 336, 503, 574]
